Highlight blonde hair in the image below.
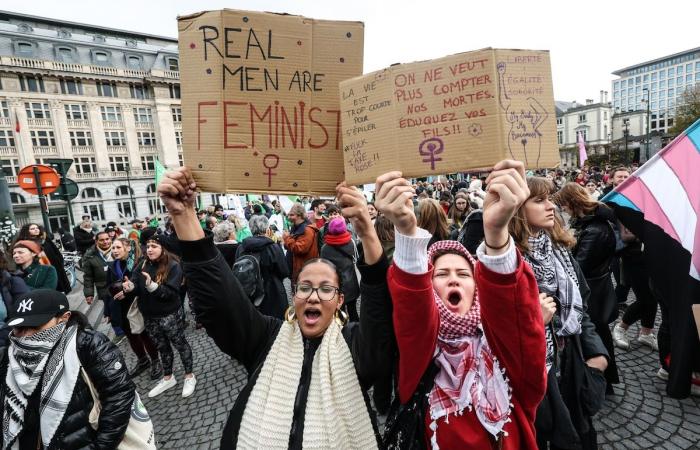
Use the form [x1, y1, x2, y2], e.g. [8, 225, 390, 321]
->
[509, 177, 576, 252]
[417, 198, 450, 240]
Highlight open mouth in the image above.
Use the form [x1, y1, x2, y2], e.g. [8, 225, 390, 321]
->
[447, 291, 462, 306]
[303, 308, 322, 326]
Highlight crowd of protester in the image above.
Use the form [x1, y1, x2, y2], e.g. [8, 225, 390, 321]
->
[0, 159, 696, 448]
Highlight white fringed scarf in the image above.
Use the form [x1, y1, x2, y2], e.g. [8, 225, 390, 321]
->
[238, 320, 378, 449]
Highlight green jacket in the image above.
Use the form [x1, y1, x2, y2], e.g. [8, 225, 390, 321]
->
[22, 261, 58, 290]
[82, 246, 111, 299]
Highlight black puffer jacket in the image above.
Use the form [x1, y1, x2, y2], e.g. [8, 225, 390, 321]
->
[0, 316, 135, 449]
[571, 204, 618, 325]
[131, 258, 183, 319]
[235, 236, 289, 319]
[182, 236, 393, 450]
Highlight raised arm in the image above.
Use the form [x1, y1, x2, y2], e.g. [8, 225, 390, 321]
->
[158, 167, 278, 371]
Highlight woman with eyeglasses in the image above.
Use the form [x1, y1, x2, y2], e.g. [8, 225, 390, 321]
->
[158, 167, 392, 449]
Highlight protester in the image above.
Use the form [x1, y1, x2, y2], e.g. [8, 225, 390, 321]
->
[127, 219, 144, 242]
[12, 240, 57, 290]
[16, 224, 71, 294]
[106, 237, 161, 379]
[603, 167, 633, 309]
[158, 166, 394, 449]
[585, 180, 601, 200]
[73, 216, 95, 255]
[373, 214, 396, 261]
[320, 217, 360, 322]
[0, 289, 137, 449]
[212, 221, 239, 267]
[601, 166, 630, 196]
[367, 202, 378, 224]
[467, 178, 486, 209]
[269, 200, 287, 239]
[555, 182, 620, 393]
[447, 191, 470, 236]
[612, 224, 660, 351]
[0, 250, 29, 333]
[416, 198, 450, 246]
[82, 231, 113, 307]
[228, 215, 252, 242]
[57, 226, 77, 252]
[235, 215, 289, 319]
[124, 234, 196, 398]
[283, 203, 320, 284]
[381, 160, 546, 449]
[214, 204, 226, 221]
[510, 176, 608, 449]
[309, 199, 327, 229]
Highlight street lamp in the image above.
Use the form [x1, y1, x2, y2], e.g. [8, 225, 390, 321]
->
[623, 118, 630, 166]
[642, 88, 651, 162]
[123, 162, 136, 218]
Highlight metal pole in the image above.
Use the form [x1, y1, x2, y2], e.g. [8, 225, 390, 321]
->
[33, 166, 52, 234]
[646, 99, 651, 161]
[624, 123, 629, 166]
[59, 177, 74, 227]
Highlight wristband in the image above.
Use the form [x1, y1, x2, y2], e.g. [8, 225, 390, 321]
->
[484, 236, 510, 250]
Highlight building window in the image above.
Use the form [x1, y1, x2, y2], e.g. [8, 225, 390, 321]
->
[25, 102, 51, 119]
[92, 51, 111, 65]
[55, 46, 75, 63]
[166, 57, 179, 71]
[577, 129, 587, 141]
[69, 131, 92, 146]
[178, 153, 184, 167]
[169, 84, 181, 99]
[578, 114, 586, 123]
[115, 185, 135, 218]
[100, 106, 122, 121]
[0, 101, 8, 118]
[133, 107, 153, 123]
[74, 157, 97, 174]
[30, 130, 56, 147]
[105, 131, 126, 146]
[19, 75, 45, 93]
[83, 204, 105, 221]
[171, 107, 182, 123]
[64, 104, 88, 120]
[126, 56, 142, 70]
[175, 131, 183, 146]
[0, 130, 15, 147]
[141, 155, 156, 171]
[137, 132, 156, 146]
[96, 81, 118, 97]
[109, 156, 130, 172]
[130, 83, 150, 99]
[146, 183, 165, 214]
[60, 78, 83, 95]
[1, 159, 20, 177]
[557, 130, 563, 145]
[10, 192, 26, 204]
[14, 41, 35, 57]
[556, 117, 562, 125]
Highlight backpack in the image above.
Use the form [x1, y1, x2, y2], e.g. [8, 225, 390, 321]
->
[232, 252, 265, 307]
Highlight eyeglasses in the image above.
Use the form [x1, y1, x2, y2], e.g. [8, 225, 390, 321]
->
[294, 284, 340, 301]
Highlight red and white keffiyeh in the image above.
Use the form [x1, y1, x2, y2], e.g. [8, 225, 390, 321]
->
[426, 240, 511, 448]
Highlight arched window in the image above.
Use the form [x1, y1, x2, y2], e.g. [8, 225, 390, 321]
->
[127, 55, 142, 70]
[116, 185, 136, 218]
[10, 192, 26, 204]
[81, 187, 101, 199]
[146, 184, 165, 215]
[116, 185, 133, 197]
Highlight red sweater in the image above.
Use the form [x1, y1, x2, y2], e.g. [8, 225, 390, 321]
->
[387, 254, 546, 449]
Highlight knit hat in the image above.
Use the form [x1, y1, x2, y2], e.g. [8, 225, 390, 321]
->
[327, 217, 347, 235]
[13, 240, 41, 255]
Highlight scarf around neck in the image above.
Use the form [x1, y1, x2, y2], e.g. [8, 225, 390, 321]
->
[523, 230, 584, 372]
[238, 320, 377, 449]
[323, 231, 352, 246]
[3, 323, 80, 449]
[425, 240, 511, 446]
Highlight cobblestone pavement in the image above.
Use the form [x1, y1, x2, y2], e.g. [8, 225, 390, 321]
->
[118, 301, 699, 450]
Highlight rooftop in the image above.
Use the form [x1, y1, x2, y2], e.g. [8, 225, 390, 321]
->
[612, 46, 700, 76]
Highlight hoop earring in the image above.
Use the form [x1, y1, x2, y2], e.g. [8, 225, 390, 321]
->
[334, 308, 349, 327]
[285, 306, 297, 323]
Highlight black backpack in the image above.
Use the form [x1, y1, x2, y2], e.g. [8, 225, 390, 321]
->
[232, 252, 265, 307]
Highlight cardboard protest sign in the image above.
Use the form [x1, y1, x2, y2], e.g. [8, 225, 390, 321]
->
[178, 9, 363, 194]
[339, 48, 557, 184]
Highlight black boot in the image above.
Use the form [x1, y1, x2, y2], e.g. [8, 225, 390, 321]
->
[150, 359, 163, 381]
[129, 357, 151, 378]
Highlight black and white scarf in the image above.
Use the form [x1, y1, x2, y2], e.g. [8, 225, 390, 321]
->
[3, 323, 80, 449]
[524, 231, 583, 372]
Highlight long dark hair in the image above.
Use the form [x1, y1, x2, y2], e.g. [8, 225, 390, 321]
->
[17, 223, 45, 241]
[142, 240, 178, 284]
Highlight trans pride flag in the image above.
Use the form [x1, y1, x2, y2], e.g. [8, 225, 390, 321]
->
[603, 119, 700, 281]
[603, 118, 700, 399]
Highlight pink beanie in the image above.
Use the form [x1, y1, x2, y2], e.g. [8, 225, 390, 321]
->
[328, 217, 347, 235]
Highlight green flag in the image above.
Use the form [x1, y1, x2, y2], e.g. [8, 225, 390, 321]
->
[155, 159, 166, 186]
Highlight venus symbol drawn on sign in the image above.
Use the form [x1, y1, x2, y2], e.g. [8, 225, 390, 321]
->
[418, 137, 444, 170]
[263, 154, 280, 187]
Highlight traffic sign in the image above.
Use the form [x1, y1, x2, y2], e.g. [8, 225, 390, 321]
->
[18, 164, 60, 195]
[43, 158, 73, 176]
[50, 178, 79, 201]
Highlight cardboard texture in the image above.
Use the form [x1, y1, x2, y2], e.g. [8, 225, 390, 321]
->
[178, 9, 363, 194]
[339, 48, 558, 184]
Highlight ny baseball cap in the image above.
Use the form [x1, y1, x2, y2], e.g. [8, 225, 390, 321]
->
[7, 289, 70, 327]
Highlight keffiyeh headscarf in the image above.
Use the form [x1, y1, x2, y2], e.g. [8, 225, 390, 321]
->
[426, 240, 511, 448]
[523, 230, 584, 371]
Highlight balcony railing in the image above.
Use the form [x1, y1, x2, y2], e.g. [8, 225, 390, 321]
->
[67, 119, 90, 128]
[72, 145, 94, 155]
[27, 118, 53, 127]
[107, 145, 128, 154]
[141, 170, 155, 176]
[74, 172, 98, 180]
[135, 121, 154, 129]
[174, 122, 182, 130]
[33, 146, 58, 155]
[110, 171, 127, 178]
[2, 56, 179, 80]
[0, 117, 11, 127]
[5, 175, 17, 184]
[0, 146, 17, 156]
[102, 120, 124, 129]
[139, 145, 157, 153]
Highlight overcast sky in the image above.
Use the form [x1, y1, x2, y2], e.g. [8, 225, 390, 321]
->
[4, 0, 698, 103]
